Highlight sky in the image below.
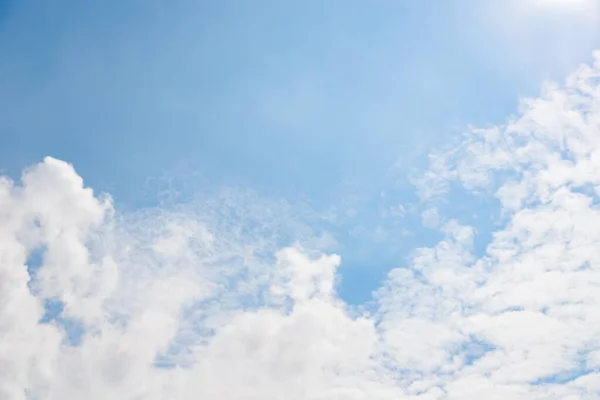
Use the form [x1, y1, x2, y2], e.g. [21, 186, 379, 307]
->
[2, 0, 600, 399]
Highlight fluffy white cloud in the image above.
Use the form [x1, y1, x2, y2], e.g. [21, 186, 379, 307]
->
[3, 53, 600, 399]
[0, 157, 399, 400]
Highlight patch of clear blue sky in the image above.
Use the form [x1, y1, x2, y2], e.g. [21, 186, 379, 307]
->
[1, 0, 598, 304]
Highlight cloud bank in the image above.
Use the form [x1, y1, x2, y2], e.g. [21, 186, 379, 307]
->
[2, 53, 600, 399]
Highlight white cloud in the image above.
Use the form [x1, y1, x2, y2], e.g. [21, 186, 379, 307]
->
[0, 157, 400, 400]
[3, 52, 600, 398]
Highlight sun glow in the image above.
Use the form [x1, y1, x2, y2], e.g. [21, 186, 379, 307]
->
[531, 0, 595, 9]
[517, 0, 600, 20]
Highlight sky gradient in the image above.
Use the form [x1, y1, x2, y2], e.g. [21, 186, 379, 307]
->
[2, 0, 600, 398]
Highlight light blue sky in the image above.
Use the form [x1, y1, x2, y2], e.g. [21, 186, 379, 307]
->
[1, 0, 598, 304]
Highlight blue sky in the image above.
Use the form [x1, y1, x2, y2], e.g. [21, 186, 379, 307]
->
[2, 0, 598, 305]
[0, 1, 597, 294]
[4, 1, 600, 398]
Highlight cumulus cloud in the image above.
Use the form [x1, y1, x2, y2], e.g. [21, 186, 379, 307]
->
[3, 53, 600, 398]
[0, 157, 396, 400]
